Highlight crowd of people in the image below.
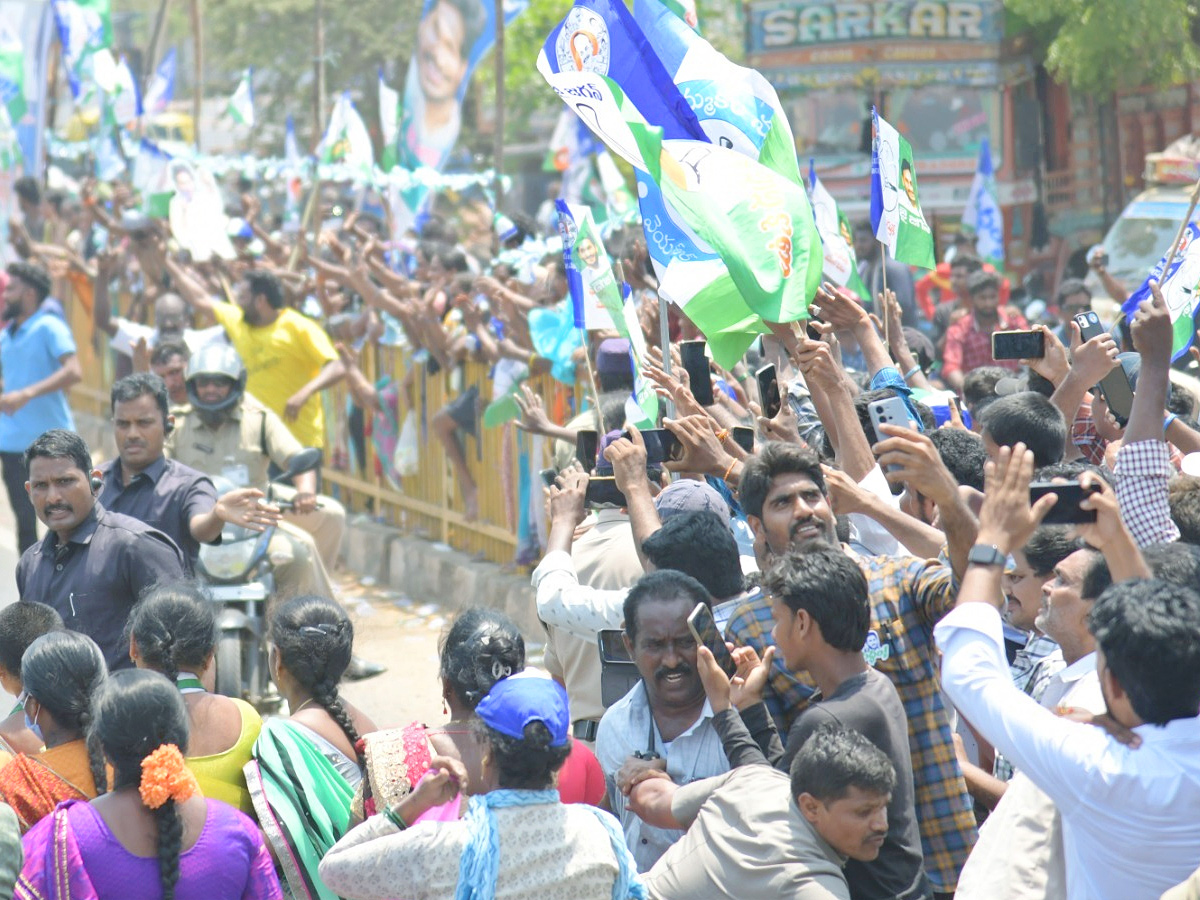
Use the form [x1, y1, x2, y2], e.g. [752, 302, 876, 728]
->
[0, 160, 1198, 900]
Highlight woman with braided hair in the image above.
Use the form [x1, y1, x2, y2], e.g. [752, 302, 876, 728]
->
[15, 669, 281, 900]
[128, 583, 263, 816]
[0, 631, 108, 832]
[244, 595, 377, 900]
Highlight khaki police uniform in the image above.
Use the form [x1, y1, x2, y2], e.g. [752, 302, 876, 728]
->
[166, 392, 346, 599]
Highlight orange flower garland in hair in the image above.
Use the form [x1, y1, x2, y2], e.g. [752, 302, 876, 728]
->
[139, 745, 201, 809]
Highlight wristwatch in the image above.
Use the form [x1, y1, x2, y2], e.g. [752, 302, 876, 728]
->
[967, 543, 1007, 567]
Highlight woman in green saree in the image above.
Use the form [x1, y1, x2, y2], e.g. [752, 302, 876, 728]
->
[244, 596, 377, 900]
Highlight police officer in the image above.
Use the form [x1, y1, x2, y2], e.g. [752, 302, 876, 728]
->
[166, 345, 384, 681]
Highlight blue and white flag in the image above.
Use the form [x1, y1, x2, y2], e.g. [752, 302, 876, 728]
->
[632, 0, 800, 185]
[1122, 222, 1200, 362]
[143, 47, 175, 114]
[537, 0, 706, 148]
[962, 138, 1003, 267]
[52, 0, 111, 99]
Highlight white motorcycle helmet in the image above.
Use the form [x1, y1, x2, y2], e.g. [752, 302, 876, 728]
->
[185, 344, 247, 414]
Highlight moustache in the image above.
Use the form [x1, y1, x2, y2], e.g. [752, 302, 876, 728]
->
[790, 518, 829, 541]
[654, 664, 692, 682]
[43, 503, 73, 515]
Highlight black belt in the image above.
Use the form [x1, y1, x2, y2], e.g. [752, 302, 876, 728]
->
[572, 719, 600, 742]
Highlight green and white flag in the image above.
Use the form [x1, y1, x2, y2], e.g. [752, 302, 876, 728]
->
[636, 109, 821, 323]
[870, 108, 935, 270]
[319, 92, 373, 172]
[133, 139, 173, 217]
[0, 27, 26, 123]
[558, 200, 658, 427]
[226, 69, 254, 127]
[378, 70, 401, 171]
[110, 54, 140, 125]
[52, 0, 111, 99]
[595, 150, 637, 224]
[808, 160, 869, 301]
[537, 66, 821, 326]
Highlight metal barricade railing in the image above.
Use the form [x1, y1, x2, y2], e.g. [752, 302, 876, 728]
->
[63, 272, 581, 568]
[319, 344, 582, 567]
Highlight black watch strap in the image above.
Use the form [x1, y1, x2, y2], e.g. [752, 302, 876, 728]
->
[967, 544, 1007, 567]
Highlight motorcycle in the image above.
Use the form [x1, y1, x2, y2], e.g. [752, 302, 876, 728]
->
[196, 447, 323, 711]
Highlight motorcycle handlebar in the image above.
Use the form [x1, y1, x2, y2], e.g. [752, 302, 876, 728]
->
[271, 500, 324, 513]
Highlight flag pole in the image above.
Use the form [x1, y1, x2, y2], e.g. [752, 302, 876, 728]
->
[1164, 178, 1200, 273]
[142, 0, 171, 96]
[492, 0, 506, 209]
[189, 0, 202, 152]
[878, 240, 890, 349]
[578, 328, 603, 433]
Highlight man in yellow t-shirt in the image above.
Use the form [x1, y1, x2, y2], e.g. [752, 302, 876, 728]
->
[199, 271, 343, 448]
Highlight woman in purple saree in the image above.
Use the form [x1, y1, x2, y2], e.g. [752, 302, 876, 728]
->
[16, 670, 281, 900]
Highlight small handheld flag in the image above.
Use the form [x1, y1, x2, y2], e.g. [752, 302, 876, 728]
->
[808, 159, 868, 300]
[226, 69, 254, 127]
[143, 47, 176, 114]
[1122, 221, 1200, 362]
[962, 138, 1003, 267]
[379, 69, 401, 171]
[319, 93, 374, 171]
[870, 108, 935, 270]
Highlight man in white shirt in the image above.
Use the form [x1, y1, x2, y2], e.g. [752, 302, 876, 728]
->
[596, 569, 730, 872]
[936, 440, 1200, 899]
[956, 531, 1113, 898]
[94, 250, 225, 360]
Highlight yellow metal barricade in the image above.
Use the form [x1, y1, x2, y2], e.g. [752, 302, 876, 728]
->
[66, 287, 582, 568]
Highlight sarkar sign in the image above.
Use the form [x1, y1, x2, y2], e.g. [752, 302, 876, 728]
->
[749, 0, 1001, 53]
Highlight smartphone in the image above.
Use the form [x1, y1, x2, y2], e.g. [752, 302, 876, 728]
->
[732, 426, 754, 454]
[576, 430, 599, 471]
[992, 330, 1045, 360]
[584, 476, 626, 508]
[1030, 481, 1101, 525]
[686, 603, 737, 677]
[636, 428, 684, 464]
[539, 468, 558, 488]
[598, 628, 633, 664]
[868, 396, 914, 445]
[597, 629, 641, 708]
[681, 340, 715, 406]
[1074, 311, 1134, 426]
[756, 364, 781, 419]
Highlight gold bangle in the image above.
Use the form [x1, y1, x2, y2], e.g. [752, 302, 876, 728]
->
[723, 459, 738, 482]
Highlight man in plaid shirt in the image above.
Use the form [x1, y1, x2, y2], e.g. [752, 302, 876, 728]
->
[725, 440, 980, 896]
[942, 270, 1028, 395]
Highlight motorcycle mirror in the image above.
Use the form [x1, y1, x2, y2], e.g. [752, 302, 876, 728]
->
[280, 448, 322, 480]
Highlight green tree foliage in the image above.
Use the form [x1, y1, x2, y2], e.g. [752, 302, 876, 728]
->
[203, 0, 421, 148]
[1005, 0, 1200, 95]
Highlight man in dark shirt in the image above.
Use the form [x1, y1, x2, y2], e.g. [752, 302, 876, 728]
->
[97, 373, 281, 570]
[765, 546, 931, 900]
[16, 429, 187, 670]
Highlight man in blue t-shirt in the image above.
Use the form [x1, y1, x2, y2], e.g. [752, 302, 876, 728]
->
[0, 263, 81, 551]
